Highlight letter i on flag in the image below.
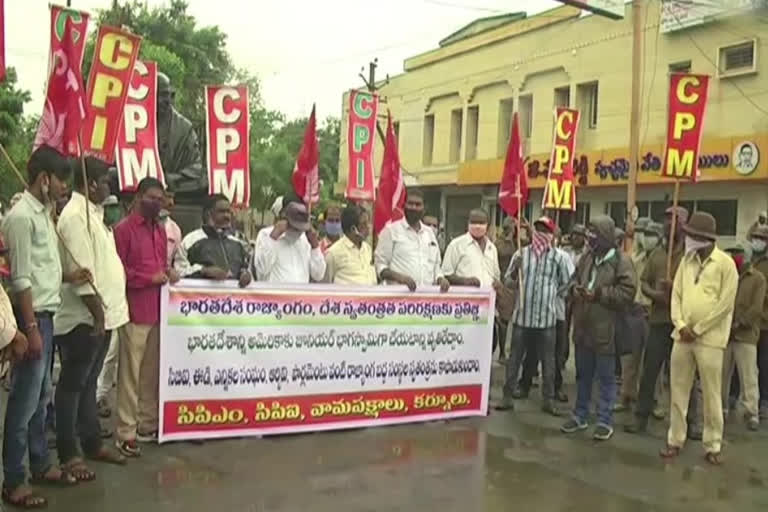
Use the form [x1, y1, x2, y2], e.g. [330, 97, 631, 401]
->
[498, 112, 528, 218]
[373, 112, 406, 236]
[292, 105, 320, 207]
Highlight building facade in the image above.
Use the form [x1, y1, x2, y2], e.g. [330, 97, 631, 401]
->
[337, 3, 768, 243]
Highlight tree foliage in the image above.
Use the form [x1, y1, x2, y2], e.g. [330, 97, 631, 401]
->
[0, 68, 35, 204]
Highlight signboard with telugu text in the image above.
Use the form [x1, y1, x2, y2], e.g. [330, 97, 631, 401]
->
[158, 281, 494, 442]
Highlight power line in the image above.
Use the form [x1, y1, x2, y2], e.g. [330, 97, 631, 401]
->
[417, 0, 505, 13]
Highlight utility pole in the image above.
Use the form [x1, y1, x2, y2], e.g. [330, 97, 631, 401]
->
[625, 0, 646, 251]
[359, 58, 388, 143]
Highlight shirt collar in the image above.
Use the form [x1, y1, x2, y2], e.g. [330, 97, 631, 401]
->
[22, 190, 46, 214]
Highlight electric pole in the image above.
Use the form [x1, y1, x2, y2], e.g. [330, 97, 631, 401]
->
[359, 58, 388, 143]
[626, 0, 646, 250]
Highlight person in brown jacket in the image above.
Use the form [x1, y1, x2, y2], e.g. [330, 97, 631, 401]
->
[560, 215, 636, 441]
[722, 243, 765, 431]
[747, 225, 768, 419]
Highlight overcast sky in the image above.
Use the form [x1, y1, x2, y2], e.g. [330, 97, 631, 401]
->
[7, 0, 560, 120]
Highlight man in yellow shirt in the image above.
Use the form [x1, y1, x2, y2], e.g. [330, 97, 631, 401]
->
[324, 204, 376, 286]
[661, 212, 738, 465]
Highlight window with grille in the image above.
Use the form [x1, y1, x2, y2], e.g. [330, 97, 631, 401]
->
[718, 40, 756, 76]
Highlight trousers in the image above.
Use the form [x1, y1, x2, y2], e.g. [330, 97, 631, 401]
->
[504, 324, 556, 403]
[116, 323, 159, 441]
[722, 342, 759, 419]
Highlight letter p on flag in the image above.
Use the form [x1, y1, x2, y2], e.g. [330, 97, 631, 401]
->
[662, 73, 710, 182]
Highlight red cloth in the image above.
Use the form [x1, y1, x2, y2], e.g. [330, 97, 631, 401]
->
[113, 212, 167, 325]
[498, 112, 528, 218]
[292, 105, 320, 205]
[373, 113, 405, 236]
[531, 231, 553, 259]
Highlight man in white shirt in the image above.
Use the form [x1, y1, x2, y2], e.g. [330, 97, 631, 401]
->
[442, 209, 501, 290]
[54, 158, 129, 473]
[374, 189, 449, 292]
[253, 198, 326, 283]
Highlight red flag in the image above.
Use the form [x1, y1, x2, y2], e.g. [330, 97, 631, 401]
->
[373, 113, 406, 236]
[498, 112, 528, 218]
[34, 6, 89, 157]
[0, 0, 5, 83]
[292, 105, 320, 205]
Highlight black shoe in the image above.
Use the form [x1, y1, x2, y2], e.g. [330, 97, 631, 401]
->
[593, 425, 614, 441]
[561, 418, 588, 434]
[512, 388, 529, 399]
[494, 396, 515, 411]
[555, 390, 569, 403]
[624, 417, 648, 434]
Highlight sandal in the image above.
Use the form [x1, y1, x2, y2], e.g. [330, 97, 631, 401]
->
[2, 486, 48, 509]
[705, 452, 723, 466]
[29, 466, 77, 487]
[86, 447, 127, 466]
[659, 445, 681, 459]
[60, 458, 96, 482]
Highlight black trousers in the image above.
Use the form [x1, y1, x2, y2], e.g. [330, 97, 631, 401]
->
[759, 331, 768, 407]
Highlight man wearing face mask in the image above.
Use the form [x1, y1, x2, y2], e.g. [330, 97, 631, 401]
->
[565, 224, 588, 268]
[560, 215, 636, 441]
[324, 204, 376, 285]
[375, 189, 449, 292]
[442, 209, 502, 289]
[660, 212, 737, 465]
[495, 216, 571, 414]
[722, 243, 765, 431]
[319, 204, 342, 255]
[1, 145, 75, 506]
[253, 197, 326, 284]
[750, 226, 768, 418]
[113, 177, 180, 456]
[748, 211, 767, 239]
[174, 194, 252, 288]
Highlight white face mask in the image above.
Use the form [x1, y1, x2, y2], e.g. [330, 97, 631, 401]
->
[685, 235, 713, 254]
[751, 239, 767, 254]
[644, 235, 660, 251]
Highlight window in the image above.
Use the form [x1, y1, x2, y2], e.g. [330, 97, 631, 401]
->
[669, 60, 692, 73]
[518, 95, 533, 138]
[695, 200, 737, 236]
[446, 195, 481, 241]
[606, 201, 627, 230]
[422, 114, 434, 166]
[586, 82, 598, 129]
[466, 105, 479, 161]
[497, 98, 514, 157]
[449, 108, 463, 164]
[718, 40, 757, 77]
[554, 86, 570, 108]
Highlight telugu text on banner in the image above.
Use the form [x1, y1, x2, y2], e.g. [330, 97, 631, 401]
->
[542, 107, 579, 211]
[116, 60, 164, 191]
[661, 73, 710, 182]
[159, 281, 494, 442]
[81, 25, 141, 163]
[205, 85, 250, 207]
[346, 91, 379, 201]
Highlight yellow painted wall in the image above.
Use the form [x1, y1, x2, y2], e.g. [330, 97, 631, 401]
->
[336, 3, 768, 189]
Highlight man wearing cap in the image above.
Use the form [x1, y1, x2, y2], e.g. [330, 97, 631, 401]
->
[253, 197, 326, 283]
[565, 224, 588, 268]
[748, 225, 768, 418]
[496, 216, 571, 414]
[748, 211, 767, 239]
[375, 189, 449, 292]
[722, 243, 765, 431]
[627, 206, 702, 435]
[660, 212, 737, 464]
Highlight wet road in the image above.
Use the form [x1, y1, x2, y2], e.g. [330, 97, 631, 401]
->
[44, 380, 768, 512]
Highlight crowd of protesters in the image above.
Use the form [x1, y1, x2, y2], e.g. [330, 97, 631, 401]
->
[0, 144, 764, 506]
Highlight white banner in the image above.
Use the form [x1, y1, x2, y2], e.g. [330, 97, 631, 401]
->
[662, 0, 763, 33]
[159, 280, 494, 443]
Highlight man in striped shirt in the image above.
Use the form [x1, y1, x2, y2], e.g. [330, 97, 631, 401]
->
[496, 216, 572, 414]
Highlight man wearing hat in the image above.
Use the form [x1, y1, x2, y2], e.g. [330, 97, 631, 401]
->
[661, 212, 737, 464]
[748, 211, 767, 239]
[748, 225, 768, 418]
[565, 224, 588, 268]
[722, 242, 765, 431]
[254, 197, 326, 283]
[496, 216, 572, 414]
[627, 206, 703, 436]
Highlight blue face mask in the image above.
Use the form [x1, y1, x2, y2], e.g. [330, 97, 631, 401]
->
[325, 221, 342, 237]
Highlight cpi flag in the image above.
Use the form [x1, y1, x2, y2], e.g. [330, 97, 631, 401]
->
[205, 85, 250, 207]
[81, 25, 141, 163]
[373, 113, 405, 236]
[661, 74, 710, 182]
[116, 60, 164, 192]
[542, 107, 580, 211]
[34, 5, 90, 156]
[498, 112, 528, 218]
[346, 91, 379, 201]
[292, 106, 320, 205]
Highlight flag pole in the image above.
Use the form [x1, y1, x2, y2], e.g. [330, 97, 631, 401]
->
[77, 134, 91, 232]
[0, 142, 104, 306]
[666, 179, 681, 281]
[515, 174, 524, 311]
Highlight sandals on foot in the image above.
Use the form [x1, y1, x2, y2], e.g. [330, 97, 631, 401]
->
[2, 487, 48, 509]
[86, 447, 127, 466]
[659, 445, 681, 459]
[29, 467, 77, 487]
[60, 459, 96, 482]
[705, 452, 723, 466]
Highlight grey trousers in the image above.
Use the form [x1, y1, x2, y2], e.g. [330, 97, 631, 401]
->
[503, 324, 556, 404]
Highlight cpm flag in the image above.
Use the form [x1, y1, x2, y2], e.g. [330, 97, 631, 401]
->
[661, 73, 710, 182]
[498, 112, 528, 218]
[34, 5, 90, 156]
[292, 105, 320, 206]
[373, 113, 406, 236]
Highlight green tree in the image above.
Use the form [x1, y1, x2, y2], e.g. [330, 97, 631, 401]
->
[0, 68, 34, 204]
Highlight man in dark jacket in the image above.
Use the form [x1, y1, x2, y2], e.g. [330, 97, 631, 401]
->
[560, 215, 636, 441]
[174, 194, 252, 287]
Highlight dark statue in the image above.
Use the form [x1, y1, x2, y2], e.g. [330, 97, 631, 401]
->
[156, 72, 208, 195]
